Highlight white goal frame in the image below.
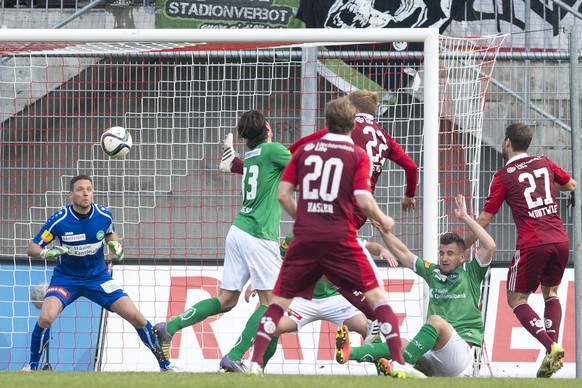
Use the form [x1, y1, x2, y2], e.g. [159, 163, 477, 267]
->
[0, 28, 441, 259]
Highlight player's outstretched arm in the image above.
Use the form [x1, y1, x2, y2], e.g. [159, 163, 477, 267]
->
[365, 241, 398, 267]
[371, 223, 416, 270]
[455, 194, 495, 265]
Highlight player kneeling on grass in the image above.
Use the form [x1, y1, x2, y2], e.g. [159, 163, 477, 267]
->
[220, 233, 393, 373]
[22, 175, 176, 372]
[335, 195, 495, 377]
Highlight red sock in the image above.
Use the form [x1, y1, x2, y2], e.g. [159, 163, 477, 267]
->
[250, 303, 284, 366]
[374, 302, 404, 364]
[513, 303, 554, 353]
[544, 297, 562, 343]
[336, 286, 376, 320]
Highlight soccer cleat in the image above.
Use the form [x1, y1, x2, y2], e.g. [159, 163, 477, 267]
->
[160, 363, 182, 372]
[219, 355, 247, 373]
[246, 361, 263, 377]
[335, 324, 351, 364]
[390, 361, 427, 379]
[364, 319, 380, 344]
[218, 133, 235, 173]
[537, 342, 565, 378]
[376, 358, 392, 376]
[20, 364, 32, 371]
[153, 322, 172, 362]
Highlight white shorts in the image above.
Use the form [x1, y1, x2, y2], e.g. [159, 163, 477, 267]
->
[423, 326, 473, 377]
[220, 225, 281, 291]
[286, 294, 362, 331]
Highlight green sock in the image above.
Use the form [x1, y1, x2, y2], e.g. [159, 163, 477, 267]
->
[166, 297, 222, 336]
[350, 342, 390, 362]
[403, 324, 438, 364]
[263, 335, 279, 366]
[226, 305, 267, 361]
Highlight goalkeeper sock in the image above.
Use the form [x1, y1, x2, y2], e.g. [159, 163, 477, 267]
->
[403, 324, 438, 364]
[166, 297, 222, 335]
[227, 305, 267, 361]
[29, 322, 50, 370]
[350, 342, 390, 362]
[263, 335, 280, 367]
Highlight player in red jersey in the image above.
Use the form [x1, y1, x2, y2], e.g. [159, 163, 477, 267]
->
[465, 123, 576, 378]
[246, 96, 425, 378]
[221, 90, 418, 214]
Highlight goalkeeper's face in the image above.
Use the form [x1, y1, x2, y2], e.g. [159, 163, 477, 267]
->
[69, 179, 94, 213]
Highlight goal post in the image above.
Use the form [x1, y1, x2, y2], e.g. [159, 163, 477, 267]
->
[0, 28, 504, 373]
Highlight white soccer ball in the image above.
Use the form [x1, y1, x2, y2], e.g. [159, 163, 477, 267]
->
[100, 126, 132, 159]
[30, 282, 49, 310]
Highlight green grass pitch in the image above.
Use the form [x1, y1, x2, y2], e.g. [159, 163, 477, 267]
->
[1, 371, 578, 388]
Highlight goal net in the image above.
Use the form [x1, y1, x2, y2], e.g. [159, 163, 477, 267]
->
[0, 29, 505, 373]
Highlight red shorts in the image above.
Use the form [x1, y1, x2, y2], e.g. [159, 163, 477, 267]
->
[273, 237, 381, 299]
[507, 241, 569, 293]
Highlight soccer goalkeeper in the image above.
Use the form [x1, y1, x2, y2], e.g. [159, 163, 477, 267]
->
[22, 175, 177, 372]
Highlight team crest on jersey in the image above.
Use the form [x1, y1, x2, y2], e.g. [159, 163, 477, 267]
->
[40, 230, 53, 243]
[423, 260, 431, 268]
[96, 231, 105, 240]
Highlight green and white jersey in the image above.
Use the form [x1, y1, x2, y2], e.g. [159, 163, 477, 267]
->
[233, 142, 291, 241]
[414, 256, 490, 346]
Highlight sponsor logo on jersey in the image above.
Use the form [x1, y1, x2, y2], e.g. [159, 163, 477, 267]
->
[40, 230, 54, 243]
[287, 308, 303, 321]
[96, 230, 105, 240]
[61, 233, 86, 242]
[448, 273, 459, 281]
[304, 143, 315, 151]
[241, 206, 253, 214]
[244, 148, 262, 159]
[65, 242, 101, 256]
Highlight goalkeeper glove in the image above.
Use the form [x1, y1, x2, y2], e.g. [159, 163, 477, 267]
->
[218, 133, 236, 173]
[40, 246, 69, 260]
[107, 241, 125, 262]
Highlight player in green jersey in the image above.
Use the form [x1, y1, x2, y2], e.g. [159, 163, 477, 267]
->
[219, 232, 397, 372]
[335, 194, 496, 377]
[153, 111, 291, 361]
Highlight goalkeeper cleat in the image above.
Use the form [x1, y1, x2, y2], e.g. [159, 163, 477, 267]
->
[160, 362, 182, 372]
[390, 361, 427, 379]
[20, 364, 33, 372]
[219, 355, 247, 373]
[246, 362, 263, 377]
[335, 324, 351, 364]
[537, 342, 565, 378]
[376, 358, 392, 376]
[153, 322, 172, 362]
[364, 319, 380, 344]
[219, 133, 235, 173]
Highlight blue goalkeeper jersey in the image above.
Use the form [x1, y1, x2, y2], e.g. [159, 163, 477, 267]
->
[32, 203, 115, 278]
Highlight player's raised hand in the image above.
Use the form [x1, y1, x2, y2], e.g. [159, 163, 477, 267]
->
[401, 196, 416, 212]
[107, 241, 125, 262]
[453, 194, 469, 220]
[40, 246, 69, 260]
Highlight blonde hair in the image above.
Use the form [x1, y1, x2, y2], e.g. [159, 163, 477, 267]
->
[325, 97, 356, 135]
[348, 90, 378, 115]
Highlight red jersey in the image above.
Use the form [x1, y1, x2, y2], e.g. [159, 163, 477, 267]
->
[281, 133, 372, 241]
[482, 154, 572, 249]
[288, 113, 417, 197]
